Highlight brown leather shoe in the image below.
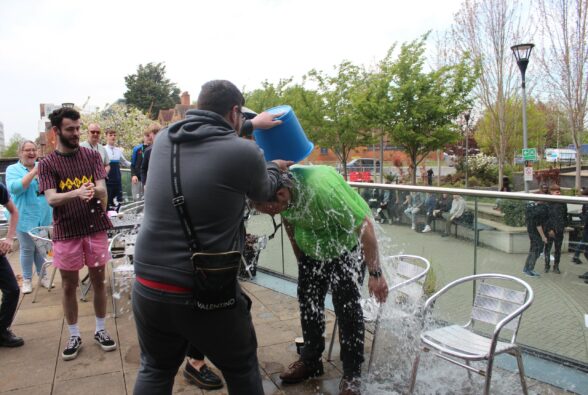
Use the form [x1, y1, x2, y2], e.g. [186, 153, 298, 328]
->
[339, 377, 361, 395]
[279, 359, 324, 383]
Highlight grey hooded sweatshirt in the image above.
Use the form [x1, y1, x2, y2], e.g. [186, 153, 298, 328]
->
[134, 109, 281, 289]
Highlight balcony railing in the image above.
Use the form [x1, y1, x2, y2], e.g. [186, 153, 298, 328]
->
[246, 183, 588, 372]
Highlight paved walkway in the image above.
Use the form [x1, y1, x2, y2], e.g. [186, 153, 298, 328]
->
[0, 250, 573, 394]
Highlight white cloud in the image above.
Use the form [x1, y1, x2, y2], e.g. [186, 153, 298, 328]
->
[0, 0, 462, 141]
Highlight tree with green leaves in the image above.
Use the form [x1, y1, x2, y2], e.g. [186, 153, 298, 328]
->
[244, 78, 324, 142]
[82, 103, 153, 155]
[306, 61, 375, 179]
[476, 98, 548, 161]
[1, 133, 25, 158]
[368, 36, 478, 184]
[124, 62, 181, 119]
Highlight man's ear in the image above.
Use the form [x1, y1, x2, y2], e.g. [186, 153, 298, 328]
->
[276, 188, 290, 203]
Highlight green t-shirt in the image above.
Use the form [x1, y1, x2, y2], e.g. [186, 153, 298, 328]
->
[282, 165, 371, 260]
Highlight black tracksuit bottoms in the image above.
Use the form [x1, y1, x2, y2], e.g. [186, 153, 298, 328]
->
[298, 248, 366, 378]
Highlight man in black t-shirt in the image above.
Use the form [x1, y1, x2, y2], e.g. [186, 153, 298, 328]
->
[0, 182, 24, 347]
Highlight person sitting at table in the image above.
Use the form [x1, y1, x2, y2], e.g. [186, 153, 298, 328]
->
[5, 140, 53, 294]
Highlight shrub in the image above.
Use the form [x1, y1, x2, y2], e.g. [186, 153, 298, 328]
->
[497, 199, 527, 227]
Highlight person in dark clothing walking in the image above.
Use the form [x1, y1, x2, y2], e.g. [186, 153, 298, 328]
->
[544, 184, 567, 273]
[523, 196, 549, 277]
[426, 168, 434, 186]
[572, 188, 588, 265]
[0, 182, 23, 348]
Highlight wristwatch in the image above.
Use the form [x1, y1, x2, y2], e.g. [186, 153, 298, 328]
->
[369, 269, 382, 278]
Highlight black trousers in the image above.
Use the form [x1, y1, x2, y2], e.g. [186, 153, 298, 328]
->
[132, 282, 263, 395]
[545, 230, 564, 265]
[186, 344, 204, 360]
[573, 225, 588, 258]
[107, 183, 123, 211]
[0, 256, 20, 332]
[298, 249, 365, 378]
[524, 230, 544, 272]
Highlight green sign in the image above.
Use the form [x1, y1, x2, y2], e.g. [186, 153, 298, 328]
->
[522, 148, 538, 161]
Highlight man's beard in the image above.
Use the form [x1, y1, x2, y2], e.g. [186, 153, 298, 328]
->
[58, 132, 79, 149]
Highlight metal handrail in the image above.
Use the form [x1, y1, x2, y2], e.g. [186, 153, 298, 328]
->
[348, 182, 588, 205]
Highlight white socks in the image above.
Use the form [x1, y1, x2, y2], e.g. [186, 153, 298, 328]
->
[68, 324, 80, 338]
[95, 317, 105, 333]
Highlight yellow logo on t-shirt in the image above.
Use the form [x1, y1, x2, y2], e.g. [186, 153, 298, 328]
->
[59, 175, 93, 191]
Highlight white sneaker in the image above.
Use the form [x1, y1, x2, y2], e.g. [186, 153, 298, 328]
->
[40, 273, 54, 289]
[22, 279, 32, 294]
[422, 225, 432, 233]
[411, 224, 416, 230]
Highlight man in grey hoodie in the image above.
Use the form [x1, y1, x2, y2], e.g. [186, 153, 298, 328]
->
[132, 80, 290, 395]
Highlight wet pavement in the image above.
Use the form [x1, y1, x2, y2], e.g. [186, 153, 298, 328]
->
[0, 249, 576, 394]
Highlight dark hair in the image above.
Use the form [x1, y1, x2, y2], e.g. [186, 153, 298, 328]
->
[48, 107, 80, 128]
[197, 80, 244, 116]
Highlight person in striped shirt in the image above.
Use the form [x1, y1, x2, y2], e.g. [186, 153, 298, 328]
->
[38, 107, 116, 361]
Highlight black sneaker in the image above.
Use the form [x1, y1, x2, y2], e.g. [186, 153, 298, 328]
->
[62, 336, 82, 361]
[572, 257, 583, 264]
[94, 329, 117, 351]
[183, 361, 223, 390]
[0, 329, 24, 347]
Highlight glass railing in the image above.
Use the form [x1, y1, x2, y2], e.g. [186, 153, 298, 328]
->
[246, 183, 588, 370]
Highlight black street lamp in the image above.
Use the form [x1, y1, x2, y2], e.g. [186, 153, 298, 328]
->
[463, 110, 471, 189]
[511, 43, 535, 193]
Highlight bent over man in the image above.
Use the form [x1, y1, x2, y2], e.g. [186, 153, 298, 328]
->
[253, 165, 388, 395]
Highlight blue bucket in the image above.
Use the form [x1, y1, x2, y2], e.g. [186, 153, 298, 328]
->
[253, 105, 314, 163]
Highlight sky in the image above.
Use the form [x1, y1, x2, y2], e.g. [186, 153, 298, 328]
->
[0, 0, 464, 143]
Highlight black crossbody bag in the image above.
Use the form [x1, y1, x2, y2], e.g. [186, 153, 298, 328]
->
[171, 143, 241, 311]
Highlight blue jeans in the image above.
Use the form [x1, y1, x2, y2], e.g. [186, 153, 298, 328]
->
[16, 230, 45, 280]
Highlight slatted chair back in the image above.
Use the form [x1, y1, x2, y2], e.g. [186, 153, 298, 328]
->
[28, 226, 54, 260]
[383, 255, 430, 302]
[472, 280, 528, 342]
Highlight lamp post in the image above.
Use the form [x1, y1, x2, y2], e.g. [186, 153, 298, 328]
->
[463, 110, 471, 189]
[511, 43, 535, 193]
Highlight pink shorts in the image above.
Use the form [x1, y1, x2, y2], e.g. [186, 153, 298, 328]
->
[53, 231, 111, 271]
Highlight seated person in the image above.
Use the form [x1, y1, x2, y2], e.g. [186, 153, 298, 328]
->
[404, 192, 425, 230]
[441, 194, 467, 237]
[421, 193, 437, 233]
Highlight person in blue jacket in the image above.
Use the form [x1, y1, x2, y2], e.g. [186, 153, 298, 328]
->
[5, 140, 52, 294]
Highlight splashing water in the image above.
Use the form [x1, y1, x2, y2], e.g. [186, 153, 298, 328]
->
[361, 225, 553, 395]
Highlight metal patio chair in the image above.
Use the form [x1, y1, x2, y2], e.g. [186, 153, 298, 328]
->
[28, 226, 57, 303]
[327, 254, 430, 374]
[108, 232, 137, 318]
[408, 273, 534, 395]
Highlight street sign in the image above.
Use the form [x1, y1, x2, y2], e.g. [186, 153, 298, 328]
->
[524, 166, 534, 182]
[522, 148, 538, 161]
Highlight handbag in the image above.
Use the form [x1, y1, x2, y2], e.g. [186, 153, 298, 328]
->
[170, 143, 241, 311]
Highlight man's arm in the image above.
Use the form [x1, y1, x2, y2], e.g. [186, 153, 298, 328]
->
[0, 200, 18, 255]
[282, 218, 303, 261]
[44, 184, 94, 207]
[359, 218, 388, 303]
[120, 150, 131, 167]
[94, 179, 108, 211]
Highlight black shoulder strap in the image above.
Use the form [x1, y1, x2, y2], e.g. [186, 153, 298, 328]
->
[170, 142, 200, 253]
